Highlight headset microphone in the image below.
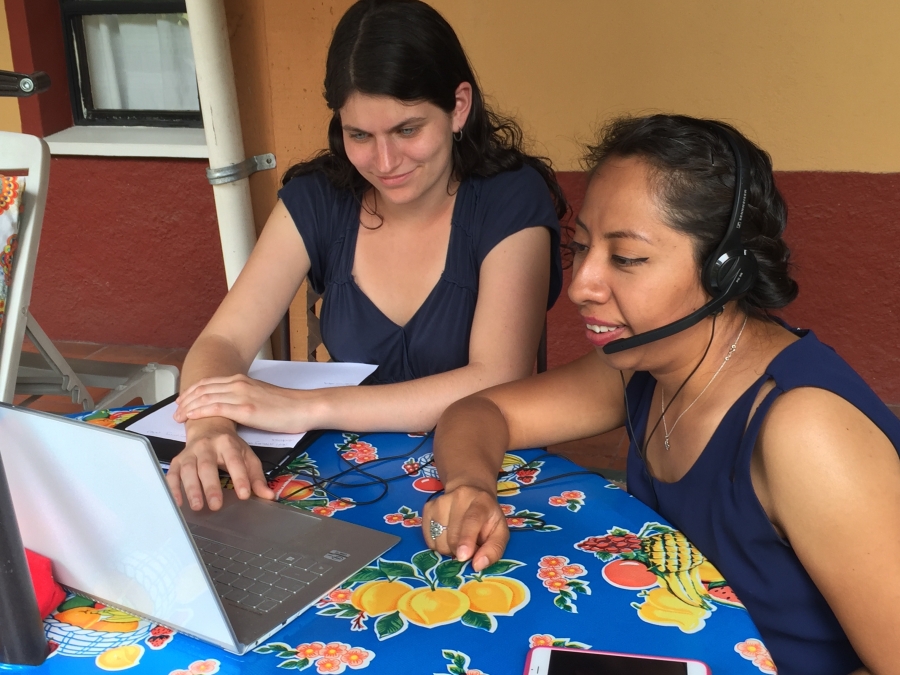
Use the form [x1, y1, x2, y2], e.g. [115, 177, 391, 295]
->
[602, 121, 758, 355]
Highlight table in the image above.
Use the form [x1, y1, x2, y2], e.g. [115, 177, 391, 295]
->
[17, 408, 775, 675]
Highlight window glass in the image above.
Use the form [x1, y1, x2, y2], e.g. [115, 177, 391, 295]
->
[81, 14, 199, 112]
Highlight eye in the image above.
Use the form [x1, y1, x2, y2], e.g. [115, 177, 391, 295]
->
[347, 131, 369, 142]
[612, 255, 648, 267]
[398, 127, 418, 137]
[565, 240, 589, 256]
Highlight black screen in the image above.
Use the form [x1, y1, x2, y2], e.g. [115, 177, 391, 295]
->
[548, 651, 689, 675]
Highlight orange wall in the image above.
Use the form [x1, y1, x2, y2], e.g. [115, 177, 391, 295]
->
[0, 0, 20, 132]
[429, 0, 900, 173]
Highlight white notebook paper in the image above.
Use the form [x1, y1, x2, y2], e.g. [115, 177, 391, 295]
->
[127, 360, 377, 448]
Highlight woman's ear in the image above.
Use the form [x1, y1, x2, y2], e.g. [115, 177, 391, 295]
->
[452, 82, 473, 133]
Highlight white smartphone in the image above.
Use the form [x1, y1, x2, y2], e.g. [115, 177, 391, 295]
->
[524, 647, 711, 675]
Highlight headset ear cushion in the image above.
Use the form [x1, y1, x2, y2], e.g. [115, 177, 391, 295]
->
[705, 249, 758, 298]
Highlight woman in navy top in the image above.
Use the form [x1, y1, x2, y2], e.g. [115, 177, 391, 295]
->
[426, 115, 900, 674]
[166, 0, 565, 512]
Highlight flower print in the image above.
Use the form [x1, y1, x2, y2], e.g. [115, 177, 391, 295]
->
[312, 506, 335, 517]
[188, 660, 220, 674]
[326, 589, 352, 604]
[560, 564, 586, 578]
[548, 496, 568, 506]
[529, 634, 555, 647]
[499, 504, 515, 515]
[560, 490, 584, 499]
[754, 656, 777, 674]
[295, 642, 326, 659]
[329, 499, 355, 510]
[467, 670, 484, 675]
[405, 517, 423, 527]
[516, 468, 538, 484]
[340, 648, 371, 667]
[507, 517, 526, 527]
[384, 513, 404, 524]
[543, 578, 570, 592]
[538, 567, 564, 580]
[348, 441, 375, 454]
[539, 556, 567, 568]
[316, 657, 343, 673]
[735, 639, 766, 659]
[735, 639, 777, 673]
[320, 643, 349, 659]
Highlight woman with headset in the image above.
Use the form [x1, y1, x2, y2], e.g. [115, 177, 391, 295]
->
[166, 0, 565, 511]
[424, 115, 900, 674]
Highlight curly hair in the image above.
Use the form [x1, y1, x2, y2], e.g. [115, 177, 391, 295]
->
[281, 0, 568, 222]
[582, 114, 798, 315]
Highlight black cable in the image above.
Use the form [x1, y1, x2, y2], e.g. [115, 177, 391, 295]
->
[278, 430, 435, 506]
[639, 313, 718, 460]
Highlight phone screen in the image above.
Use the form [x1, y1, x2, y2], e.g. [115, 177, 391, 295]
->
[547, 651, 688, 675]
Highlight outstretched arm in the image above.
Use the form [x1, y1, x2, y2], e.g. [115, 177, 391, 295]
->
[423, 350, 628, 570]
[166, 200, 311, 509]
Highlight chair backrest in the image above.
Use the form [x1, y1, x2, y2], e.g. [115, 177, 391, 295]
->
[0, 132, 50, 403]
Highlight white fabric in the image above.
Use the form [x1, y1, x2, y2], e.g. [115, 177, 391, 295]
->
[83, 13, 200, 111]
[0, 175, 23, 335]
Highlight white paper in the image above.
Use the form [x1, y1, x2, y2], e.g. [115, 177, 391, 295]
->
[127, 360, 377, 448]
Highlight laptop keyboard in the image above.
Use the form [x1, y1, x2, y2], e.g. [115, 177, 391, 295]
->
[192, 534, 347, 614]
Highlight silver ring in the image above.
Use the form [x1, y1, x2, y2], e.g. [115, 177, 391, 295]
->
[429, 519, 447, 540]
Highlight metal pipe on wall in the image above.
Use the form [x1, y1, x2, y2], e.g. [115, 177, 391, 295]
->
[184, 0, 272, 358]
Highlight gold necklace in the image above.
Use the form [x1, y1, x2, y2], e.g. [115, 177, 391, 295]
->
[660, 316, 748, 451]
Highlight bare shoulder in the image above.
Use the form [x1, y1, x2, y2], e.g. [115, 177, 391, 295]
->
[755, 387, 900, 671]
[757, 387, 900, 521]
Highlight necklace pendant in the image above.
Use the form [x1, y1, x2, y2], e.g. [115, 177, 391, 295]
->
[664, 436, 671, 451]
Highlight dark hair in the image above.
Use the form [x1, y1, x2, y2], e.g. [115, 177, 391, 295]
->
[281, 0, 568, 221]
[583, 114, 798, 315]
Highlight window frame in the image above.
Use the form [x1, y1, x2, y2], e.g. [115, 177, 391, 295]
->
[60, 0, 203, 128]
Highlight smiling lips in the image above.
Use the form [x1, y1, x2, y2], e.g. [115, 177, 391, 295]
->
[583, 319, 625, 347]
[376, 169, 415, 187]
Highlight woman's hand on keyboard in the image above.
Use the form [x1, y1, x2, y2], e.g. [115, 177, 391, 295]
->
[166, 417, 275, 511]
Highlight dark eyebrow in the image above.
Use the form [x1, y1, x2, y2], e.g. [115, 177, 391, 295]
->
[342, 117, 428, 134]
[574, 216, 652, 244]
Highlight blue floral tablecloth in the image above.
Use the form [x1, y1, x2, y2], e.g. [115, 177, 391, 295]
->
[16, 409, 775, 674]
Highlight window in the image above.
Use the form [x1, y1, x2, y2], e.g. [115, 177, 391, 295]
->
[60, 1, 202, 127]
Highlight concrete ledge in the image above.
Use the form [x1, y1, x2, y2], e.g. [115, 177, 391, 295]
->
[44, 126, 208, 159]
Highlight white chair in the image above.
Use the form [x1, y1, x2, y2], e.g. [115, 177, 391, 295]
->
[0, 130, 179, 410]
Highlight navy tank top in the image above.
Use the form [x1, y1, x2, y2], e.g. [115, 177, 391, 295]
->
[278, 167, 562, 384]
[626, 328, 900, 674]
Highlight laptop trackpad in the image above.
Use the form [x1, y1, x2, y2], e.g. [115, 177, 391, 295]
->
[181, 491, 323, 549]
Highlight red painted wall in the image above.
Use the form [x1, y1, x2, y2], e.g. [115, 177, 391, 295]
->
[27, 165, 900, 405]
[5, 0, 73, 137]
[29, 157, 227, 348]
[548, 171, 900, 405]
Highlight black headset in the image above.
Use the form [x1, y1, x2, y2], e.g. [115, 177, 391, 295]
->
[602, 121, 759, 355]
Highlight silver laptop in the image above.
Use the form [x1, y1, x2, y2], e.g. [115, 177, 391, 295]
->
[0, 404, 400, 654]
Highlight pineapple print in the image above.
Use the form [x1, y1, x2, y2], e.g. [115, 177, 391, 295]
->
[641, 531, 712, 610]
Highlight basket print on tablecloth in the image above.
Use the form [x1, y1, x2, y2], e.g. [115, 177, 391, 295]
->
[43, 593, 174, 670]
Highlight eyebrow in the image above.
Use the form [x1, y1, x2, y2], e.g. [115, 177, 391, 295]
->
[342, 117, 428, 134]
[574, 216, 652, 244]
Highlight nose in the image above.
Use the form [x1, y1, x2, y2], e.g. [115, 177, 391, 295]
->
[567, 250, 612, 308]
[374, 136, 400, 174]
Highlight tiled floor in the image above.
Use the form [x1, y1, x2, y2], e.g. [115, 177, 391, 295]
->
[13, 339, 630, 479]
[13, 339, 188, 415]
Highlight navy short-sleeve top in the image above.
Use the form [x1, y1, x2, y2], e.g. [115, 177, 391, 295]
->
[278, 166, 562, 384]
